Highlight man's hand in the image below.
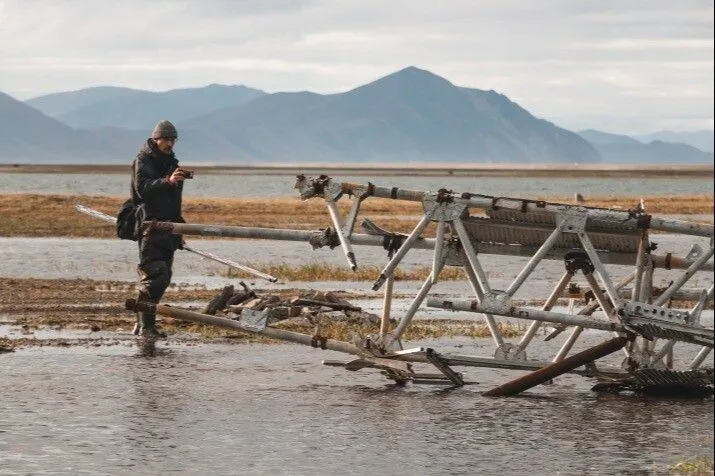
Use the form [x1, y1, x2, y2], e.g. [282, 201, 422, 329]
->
[167, 168, 186, 185]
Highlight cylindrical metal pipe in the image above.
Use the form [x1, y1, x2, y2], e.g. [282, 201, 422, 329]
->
[126, 299, 364, 355]
[379, 274, 395, 337]
[453, 218, 491, 293]
[372, 210, 435, 291]
[632, 230, 649, 303]
[427, 298, 625, 332]
[325, 199, 357, 270]
[517, 271, 573, 350]
[505, 223, 565, 297]
[482, 336, 630, 397]
[463, 263, 504, 347]
[338, 180, 714, 238]
[553, 326, 585, 362]
[689, 347, 713, 370]
[145, 221, 712, 271]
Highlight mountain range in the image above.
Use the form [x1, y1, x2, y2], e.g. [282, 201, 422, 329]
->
[1, 66, 712, 165]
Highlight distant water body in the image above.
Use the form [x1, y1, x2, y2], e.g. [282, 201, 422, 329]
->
[1, 172, 713, 198]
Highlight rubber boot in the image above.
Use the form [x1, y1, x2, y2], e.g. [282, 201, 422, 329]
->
[139, 312, 167, 339]
[132, 290, 151, 335]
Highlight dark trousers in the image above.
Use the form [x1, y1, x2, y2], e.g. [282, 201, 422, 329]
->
[137, 231, 176, 304]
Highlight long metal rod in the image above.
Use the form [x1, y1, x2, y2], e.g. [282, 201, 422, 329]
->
[483, 336, 631, 396]
[379, 274, 395, 338]
[632, 230, 649, 303]
[578, 232, 622, 307]
[505, 223, 565, 297]
[455, 214, 508, 347]
[181, 245, 277, 283]
[583, 272, 615, 319]
[145, 221, 712, 271]
[516, 271, 573, 351]
[126, 299, 364, 355]
[583, 272, 631, 358]
[392, 250, 448, 341]
[343, 195, 364, 237]
[463, 263, 504, 347]
[432, 221, 446, 284]
[452, 218, 491, 293]
[689, 347, 713, 370]
[427, 298, 626, 332]
[553, 326, 585, 362]
[325, 199, 357, 270]
[372, 209, 435, 291]
[75, 204, 277, 282]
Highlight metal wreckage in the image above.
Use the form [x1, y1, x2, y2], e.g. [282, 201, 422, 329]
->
[79, 174, 714, 397]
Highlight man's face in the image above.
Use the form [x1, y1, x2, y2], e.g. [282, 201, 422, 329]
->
[155, 137, 176, 154]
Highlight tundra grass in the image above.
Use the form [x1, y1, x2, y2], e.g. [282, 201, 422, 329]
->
[0, 193, 711, 237]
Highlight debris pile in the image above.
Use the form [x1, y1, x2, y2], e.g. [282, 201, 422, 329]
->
[204, 283, 383, 326]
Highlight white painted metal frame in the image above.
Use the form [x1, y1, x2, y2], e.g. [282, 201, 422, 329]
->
[145, 176, 714, 390]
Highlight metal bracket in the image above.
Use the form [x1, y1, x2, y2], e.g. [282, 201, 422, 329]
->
[480, 290, 513, 314]
[618, 302, 689, 323]
[555, 212, 588, 234]
[294, 174, 343, 201]
[423, 193, 466, 222]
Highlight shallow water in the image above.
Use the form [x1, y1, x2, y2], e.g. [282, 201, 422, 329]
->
[1, 172, 713, 198]
[1, 234, 710, 287]
[1, 342, 713, 476]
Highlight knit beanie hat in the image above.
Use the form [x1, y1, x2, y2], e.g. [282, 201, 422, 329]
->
[151, 120, 178, 139]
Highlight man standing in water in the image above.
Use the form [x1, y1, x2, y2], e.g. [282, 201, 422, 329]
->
[131, 120, 189, 338]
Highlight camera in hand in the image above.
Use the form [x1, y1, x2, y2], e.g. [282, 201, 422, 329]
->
[180, 169, 194, 179]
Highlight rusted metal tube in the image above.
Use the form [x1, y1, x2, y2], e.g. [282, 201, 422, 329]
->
[482, 336, 630, 397]
[125, 299, 363, 355]
[143, 221, 712, 271]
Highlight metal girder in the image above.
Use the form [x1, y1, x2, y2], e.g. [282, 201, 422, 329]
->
[131, 175, 714, 395]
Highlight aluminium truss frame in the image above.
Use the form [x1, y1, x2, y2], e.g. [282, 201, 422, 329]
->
[134, 175, 714, 395]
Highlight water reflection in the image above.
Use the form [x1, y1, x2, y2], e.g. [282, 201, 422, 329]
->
[1, 344, 712, 475]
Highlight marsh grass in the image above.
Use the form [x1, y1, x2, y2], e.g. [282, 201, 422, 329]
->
[669, 457, 714, 475]
[225, 262, 466, 281]
[0, 193, 711, 237]
[163, 314, 526, 341]
[271, 318, 526, 341]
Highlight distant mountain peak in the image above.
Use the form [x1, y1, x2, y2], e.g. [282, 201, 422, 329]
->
[383, 65, 454, 84]
[345, 66, 456, 99]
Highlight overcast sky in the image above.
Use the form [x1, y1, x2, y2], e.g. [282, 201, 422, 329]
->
[1, 0, 712, 134]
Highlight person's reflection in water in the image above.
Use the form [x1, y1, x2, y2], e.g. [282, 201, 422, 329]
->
[136, 337, 158, 358]
[120, 339, 187, 470]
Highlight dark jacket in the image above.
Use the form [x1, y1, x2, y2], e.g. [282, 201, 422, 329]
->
[131, 139, 184, 223]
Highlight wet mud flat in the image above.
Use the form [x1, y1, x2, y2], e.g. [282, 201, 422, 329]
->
[0, 275, 538, 354]
[1, 232, 713, 350]
[0, 277, 392, 350]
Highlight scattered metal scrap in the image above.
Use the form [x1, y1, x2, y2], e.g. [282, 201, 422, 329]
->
[95, 174, 713, 396]
[202, 283, 382, 327]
